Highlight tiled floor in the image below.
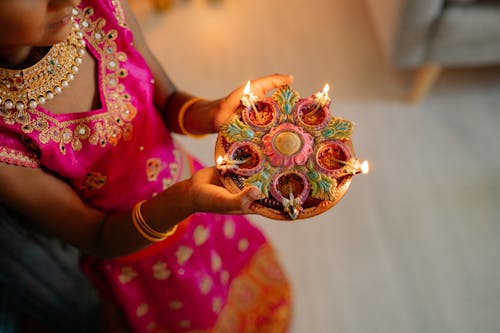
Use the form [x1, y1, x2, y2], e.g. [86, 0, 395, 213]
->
[132, 0, 500, 332]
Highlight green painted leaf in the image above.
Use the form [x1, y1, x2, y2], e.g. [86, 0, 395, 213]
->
[308, 171, 337, 201]
[272, 85, 299, 115]
[220, 116, 255, 143]
[245, 164, 273, 197]
[321, 118, 354, 140]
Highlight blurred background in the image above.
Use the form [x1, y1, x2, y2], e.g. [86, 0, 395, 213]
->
[130, 0, 500, 332]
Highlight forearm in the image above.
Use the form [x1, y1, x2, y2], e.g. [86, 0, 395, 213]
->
[0, 162, 195, 259]
[164, 74, 296, 136]
[163, 93, 220, 135]
[95, 179, 193, 258]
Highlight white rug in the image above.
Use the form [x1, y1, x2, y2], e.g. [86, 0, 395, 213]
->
[134, 0, 500, 331]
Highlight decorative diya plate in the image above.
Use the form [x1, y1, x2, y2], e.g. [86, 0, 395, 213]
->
[215, 84, 368, 220]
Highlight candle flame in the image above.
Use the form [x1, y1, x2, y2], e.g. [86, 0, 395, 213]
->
[314, 83, 331, 108]
[323, 84, 330, 94]
[216, 155, 224, 165]
[360, 160, 370, 174]
[243, 80, 251, 95]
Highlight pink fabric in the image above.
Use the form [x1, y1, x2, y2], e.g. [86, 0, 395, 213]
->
[89, 213, 267, 330]
[0, 1, 291, 332]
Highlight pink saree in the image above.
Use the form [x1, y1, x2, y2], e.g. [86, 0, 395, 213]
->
[0, 0, 291, 332]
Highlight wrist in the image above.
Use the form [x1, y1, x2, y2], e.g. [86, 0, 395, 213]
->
[139, 180, 195, 233]
[210, 98, 224, 132]
[175, 179, 197, 216]
[178, 97, 208, 138]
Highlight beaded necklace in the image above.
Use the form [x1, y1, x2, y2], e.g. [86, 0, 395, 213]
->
[0, 14, 86, 113]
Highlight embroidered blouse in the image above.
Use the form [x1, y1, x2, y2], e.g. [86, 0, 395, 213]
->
[0, 0, 181, 213]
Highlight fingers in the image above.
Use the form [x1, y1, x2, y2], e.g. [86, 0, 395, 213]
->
[237, 186, 262, 212]
[189, 168, 261, 214]
[224, 73, 294, 107]
[198, 184, 261, 215]
[252, 73, 295, 96]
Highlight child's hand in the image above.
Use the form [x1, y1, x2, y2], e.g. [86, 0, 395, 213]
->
[185, 167, 261, 214]
[212, 73, 294, 130]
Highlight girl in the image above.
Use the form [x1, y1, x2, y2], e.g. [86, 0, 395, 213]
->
[0, 0, 293, 331]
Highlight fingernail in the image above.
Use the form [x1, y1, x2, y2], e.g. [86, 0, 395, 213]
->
[248, 187, 261, 200]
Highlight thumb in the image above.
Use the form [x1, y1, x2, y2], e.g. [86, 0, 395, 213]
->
[237, 186, 262, 211]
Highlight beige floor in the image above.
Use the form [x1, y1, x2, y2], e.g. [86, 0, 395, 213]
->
[131, 0, 500, 332]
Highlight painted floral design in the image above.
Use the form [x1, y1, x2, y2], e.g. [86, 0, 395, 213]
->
[217, 85, 360, 220]
[262, 123, 313, 168]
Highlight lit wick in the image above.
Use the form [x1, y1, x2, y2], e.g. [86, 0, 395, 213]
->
[360, 160, 370, 174]
[241, 81, 262, 123]
[327, 157, 370, 176]
[216, 155, 251, 176]
[311, 84, 331, 115]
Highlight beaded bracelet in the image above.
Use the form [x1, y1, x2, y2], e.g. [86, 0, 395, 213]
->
[132, 200, 178, 242]
[177, 97, 207, 138]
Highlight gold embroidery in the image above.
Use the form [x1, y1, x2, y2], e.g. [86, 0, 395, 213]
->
[212, 297, 223, 313]
[175, 246, 193, 265]
[0, 7, 136, 155]
[82, 171, 107, 190]
[193, 224, 209, 246]
[213, 245, 291, 332]
[211, 251, 222, 272]
[0, 26, 86, 149]
[223, 220, 235, 239]
[146, 321, 156, 332]
[220, 270, 230, 285]
[162, 177, 173, 190]
[162, 144, 182, 190]
[238, 238, 249, 252]
[124, 245, 291, 333]
[253, 247, 287, 283]
[111, 0, 128, 28]
[152, 261, 171, 280]
[229, 276, 260, 312]
[169, 156, 179, 176]
[178, 320, 191, 329]
[146, 158, 164, 182]
[200, 276, 213, 295]
[168, 300, 183, 310]
[118, 266, 137, 284]
[0, 146, 39, 167]
[136, 303, 149, 317]
[215, 308, 241, 332]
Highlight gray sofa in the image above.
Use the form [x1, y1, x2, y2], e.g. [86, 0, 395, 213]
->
[365, 0, 500, 101]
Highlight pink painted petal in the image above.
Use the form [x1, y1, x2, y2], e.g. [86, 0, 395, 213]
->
[270, 155, 283, 167]
[282, 156, 294, 168]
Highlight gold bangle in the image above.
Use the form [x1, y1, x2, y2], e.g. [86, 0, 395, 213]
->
[177, 97, 207, 138]
[133, 201, 166, 239]
[132, 200, 178, 242]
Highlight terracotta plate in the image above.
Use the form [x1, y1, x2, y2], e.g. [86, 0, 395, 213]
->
[215, 85, 364, 220]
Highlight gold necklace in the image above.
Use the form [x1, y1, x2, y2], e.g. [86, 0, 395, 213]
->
[0, 14, 86, 113]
